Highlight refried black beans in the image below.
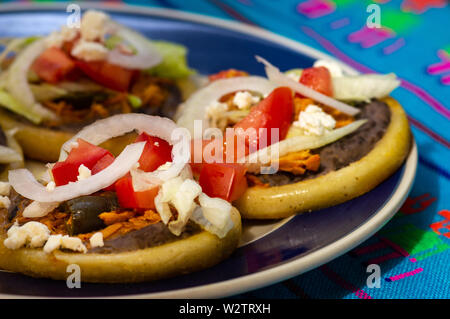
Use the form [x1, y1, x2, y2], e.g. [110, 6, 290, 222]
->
[256, 99, 391, 186]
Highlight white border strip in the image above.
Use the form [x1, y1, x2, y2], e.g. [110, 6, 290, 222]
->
[0, 3, 417, 299]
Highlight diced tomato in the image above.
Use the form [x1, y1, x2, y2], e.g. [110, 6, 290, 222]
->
[135, 133, 173, 172]
[298, 66, 333, 97]
[91, 153, 115, 175]
[115, 173, 159, 209]
[115, 174, 138, 208]
[75, 59, 136, 91]
[51, 139, 112, 186]
[91, 153, 116, 191]
[189, 135, 249, 175]
[208, 69, 249, 82]
[229, 170, 248, 202]
[114, 133, 172, 209]
[198, 163, 248, 202]
[31, 47, 76, 83]
[134, 186, 159, 209]
[61, 36, 79, 55]
[233, 87, 293, 151]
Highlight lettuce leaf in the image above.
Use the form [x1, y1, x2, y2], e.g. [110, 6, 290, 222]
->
[0, 89, 43, 124]
[146, 41, 194, 79]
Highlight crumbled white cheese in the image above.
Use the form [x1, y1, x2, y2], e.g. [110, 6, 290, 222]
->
[206, 100, 229, 129]
[80, 10, 109, 41]
[206, 101, 228, 118]
[61, 236, 87, 253]
[43, 234, 62, 254]
[0, 182, 11, 196]
[46, 181, 56, 192]
[233, 91, 260, 109]
[89, 232, 104, 248]
[293, 104, 336, 136]
[71, 40, 108, 62]
[60, 26, 78, 42]
[42, 234, 88, 254]
[313, 59, 343, 78]
[22, 201, 59, 218]
[44, 26, 79, 49]
[3, 221, 50, 250]
[44, 31, 64, 49]
[77, 164, 92, 181]
[0, 196, 10, 209]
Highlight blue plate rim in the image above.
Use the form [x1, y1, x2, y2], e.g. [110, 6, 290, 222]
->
[0, 3, 418, 299]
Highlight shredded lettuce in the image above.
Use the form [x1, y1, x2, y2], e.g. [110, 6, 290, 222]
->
[30, 83, 68, 102]
[0, 36, 39, 70]
[146, 41, 194, 79]
[127, 94, 142, 108]
[104, 35, 123, 50]
[332, 73, 401, 101]
[0, 89, 43, 124]
[4, 38, 56, 124]
[285, 68, 303, 80]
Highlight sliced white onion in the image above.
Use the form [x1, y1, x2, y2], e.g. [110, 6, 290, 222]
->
[22, 201, 59, 218]
[255, 56, 360, 116]
[168, 179, 202, 236]
[176, 76, 277, 134]
[131, 161, 192, 191]
[193, 193, 233, 238]
[59, 113, 179, 160]
[241, 119, 367, 173]
[59, 113, 189, 195]
[154, 192, 172, 225]
[5, 38, 57, 123]
[0, 145, 22, 164]
[332, 73, 400, 101]
[0, 38, 29, 68]
[191, 206, 234, 239]
[9, 142, 145, 203]
[106, 22, 162, 70]
[131, 166, 163, 190]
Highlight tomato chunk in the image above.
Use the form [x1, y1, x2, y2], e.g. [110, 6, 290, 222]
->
[91, 153, 116, 191]
[135, 133, 173, 172]
[233, 87, 293, 151]
[114, 133, 171, 209]
[31, 47, 76, 83]
[92, 154, 115, 175]
[298, 66, 333, 97]
[115, 174, 137, 208]
[208, 69, 249, 82]
[51, 139, 112, 186]
[115, 173, 159, 209]
[189, 135, 249, 175]
[75, 59, 136, 91]
[134, 186, 159, 209]
[198, 163, 247, 202]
